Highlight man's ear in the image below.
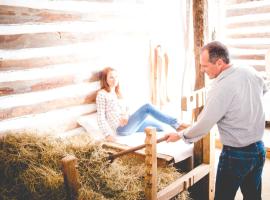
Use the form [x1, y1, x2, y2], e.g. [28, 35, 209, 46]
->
[216, 58, 223, 66]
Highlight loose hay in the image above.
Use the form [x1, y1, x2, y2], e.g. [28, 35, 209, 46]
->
[0, 131, 191, 200]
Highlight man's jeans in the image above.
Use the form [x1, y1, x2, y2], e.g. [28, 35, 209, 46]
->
[215, 140, 266, 200]
[116, 103, 179, 136]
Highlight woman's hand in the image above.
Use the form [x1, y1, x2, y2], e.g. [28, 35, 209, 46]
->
[105, 135, 116, 142]
[119, 115, 129, 127]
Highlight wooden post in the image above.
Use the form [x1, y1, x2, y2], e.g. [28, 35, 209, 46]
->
[61, 155, 80, 200]
[145, 127, 157, 200]
[192, 0, 215, 199]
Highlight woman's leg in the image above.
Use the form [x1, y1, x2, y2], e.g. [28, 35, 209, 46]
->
[117, 103, 179, 136]
[137, 118, 168, 132]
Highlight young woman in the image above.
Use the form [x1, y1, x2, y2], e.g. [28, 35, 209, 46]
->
[96, 67, 188, 142]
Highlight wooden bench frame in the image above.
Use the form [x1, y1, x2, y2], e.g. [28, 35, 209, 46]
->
[61, 88, 215, 200]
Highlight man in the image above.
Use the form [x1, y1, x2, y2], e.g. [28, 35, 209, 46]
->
[166, 41, 268, 200]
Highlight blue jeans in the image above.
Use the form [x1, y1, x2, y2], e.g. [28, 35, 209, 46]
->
[214, 141, 266, 200]
[116, 103, 180, 136]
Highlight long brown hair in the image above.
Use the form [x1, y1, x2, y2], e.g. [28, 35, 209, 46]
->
[99, 67, 122, 98]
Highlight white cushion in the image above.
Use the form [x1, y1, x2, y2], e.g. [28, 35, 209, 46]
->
[77, 113, 104, 140]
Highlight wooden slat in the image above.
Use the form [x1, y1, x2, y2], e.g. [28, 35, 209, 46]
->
[226, 13, 270, 25]
[0, 1, 145, 17]
[181, 88, 206, 111]
[0, 104, 96, 134]
[231, 59, 266, 71]
[0, 75, 74, 96]
[0, 82, 99, 120]
[0, 65, 100, 95]
[227, 32, 270, 39]
[157, 164, 210, 200]
[229, 48, 267, 57]
[0, 31, 111, 49]
[226, 0, 270, 10]
[225, 26, 270, 36]
[226, 19, 270, 29]
[227, 44, 270, 50]
[226, 4, 270, 17]
[231, 54, 264, 60]
[0, 54, 97, 70]
[0, 5, 82, 24]
[0, 22, 114, 35]
[0, 41, 108, 60]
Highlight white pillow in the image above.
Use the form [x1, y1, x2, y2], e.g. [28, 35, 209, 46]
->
[77, 113, 104, 140]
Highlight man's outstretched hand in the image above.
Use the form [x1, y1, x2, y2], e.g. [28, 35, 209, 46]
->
[165, 132, 181, 142]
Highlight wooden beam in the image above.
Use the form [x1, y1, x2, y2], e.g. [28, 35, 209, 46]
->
[0, 31, 111, 49]
[231, 54, 264, 60]
[0, 5, 82, 24]
[0, 104, 96, 134]
[0, 83, 99, 120]
[226, 20, 270, 29]
[0, 68, 99, 96]
[61, 155, 80, 200]
[227, 32, 270, 39]
[0, 54, 97, 70]
[226, 5, 270, 17]
[181, 88, 206, 111]
[157, 164, 210, 200]
[192, 0, 214, 199]
[145, 127, 157, 200]
[102, 141, 173, 166]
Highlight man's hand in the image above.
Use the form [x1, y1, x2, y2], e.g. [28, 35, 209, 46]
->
[165, 132, 181, 142]
[176, 122, 190, 131]
[105, 135, 116, 142]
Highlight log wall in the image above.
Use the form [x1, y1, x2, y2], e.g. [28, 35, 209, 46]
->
[0, 0, 151, 135]
[223, 0, 270, 71]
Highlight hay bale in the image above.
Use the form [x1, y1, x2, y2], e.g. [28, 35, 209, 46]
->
[0, 131, 190, 200]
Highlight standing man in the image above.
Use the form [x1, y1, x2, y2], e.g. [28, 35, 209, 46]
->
[166, 41, 268, 200]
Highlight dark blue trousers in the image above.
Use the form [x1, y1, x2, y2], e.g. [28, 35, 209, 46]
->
[214, 141, 266, 200]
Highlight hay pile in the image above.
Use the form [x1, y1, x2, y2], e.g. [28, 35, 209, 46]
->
[0, 131, 190, 200]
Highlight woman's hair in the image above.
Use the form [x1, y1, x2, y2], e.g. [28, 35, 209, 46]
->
[201, 41, 230, 64]
[99, 67, 122, 98]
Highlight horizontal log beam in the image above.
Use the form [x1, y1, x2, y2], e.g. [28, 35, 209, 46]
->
[226, 13, 270, 25]
[226, 19, 270, 29]
[0, 1, 145, 16]
[0, 54, 98, 70]
[226, 5, 270, 17]
[231, 54, 264, 60]
[225, 26, 270, 36]
[227, 32, 270, 39]
[0, 82, 99, 120]
[0, 65, 100, 95]
[0, 5, 81, 24]
[231, 59, 266, 71]
[157, 164, 210, 200]
[0, 31, 111, 49]
[226, 0, 270, 10]
[0, 104, 96, 134]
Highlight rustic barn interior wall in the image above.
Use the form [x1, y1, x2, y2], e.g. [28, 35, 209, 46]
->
[220, 0, 270, 72]
[0, 0, 152, 135]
